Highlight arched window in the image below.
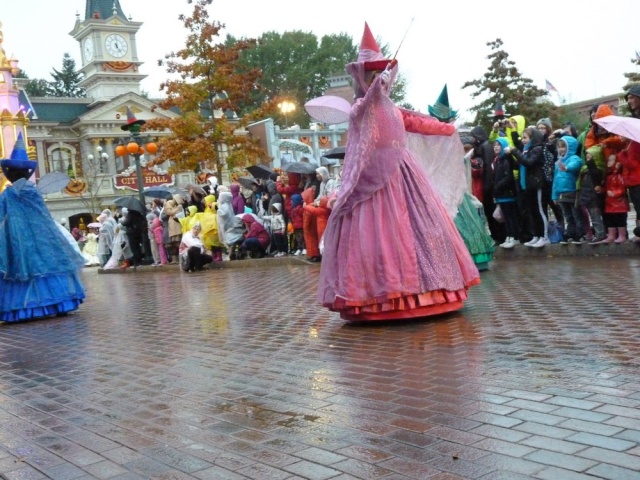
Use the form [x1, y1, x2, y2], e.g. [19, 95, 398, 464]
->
[47, 144, 77, 176]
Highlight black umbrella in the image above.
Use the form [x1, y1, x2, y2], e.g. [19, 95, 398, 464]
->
[322, 146, 346, 160]
[143, 186, 176, 200]
[113, 196, 146, 215]
[237, 176, 259, 190]
[247, 164, 274, 180]
[283, 161, 318, 175]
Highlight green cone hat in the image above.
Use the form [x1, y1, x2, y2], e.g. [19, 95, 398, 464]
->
[428, 85, 458, 123]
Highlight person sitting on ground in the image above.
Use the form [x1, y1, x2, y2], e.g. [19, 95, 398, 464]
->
[179, 222, 213, 272]
[240, 213, 270, 258]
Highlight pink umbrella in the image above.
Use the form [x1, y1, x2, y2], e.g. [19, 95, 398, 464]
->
[304, 95, 351, 125]
[594, 115, 640, 143]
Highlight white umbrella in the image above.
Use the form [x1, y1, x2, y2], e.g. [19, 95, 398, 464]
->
[594, 115, 640, 143]
[273, 139, 313, 154]
[304, 95, 351, 125]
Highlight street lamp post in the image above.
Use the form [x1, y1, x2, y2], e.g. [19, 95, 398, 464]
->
[278, 100, 296, 128]
[115, 108, 159, 265]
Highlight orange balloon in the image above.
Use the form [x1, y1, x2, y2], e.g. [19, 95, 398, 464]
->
[146, 142, 158, 154]
[126, 142, 139, 154]
[115, 145, 127, 157]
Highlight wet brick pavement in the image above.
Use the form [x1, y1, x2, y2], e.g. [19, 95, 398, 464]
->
[2, 256, 640, 479]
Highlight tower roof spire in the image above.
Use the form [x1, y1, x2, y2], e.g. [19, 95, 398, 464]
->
[85, 0, 125, 20]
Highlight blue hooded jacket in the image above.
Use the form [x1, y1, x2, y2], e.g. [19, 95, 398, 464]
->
[552, 136, 583, 201]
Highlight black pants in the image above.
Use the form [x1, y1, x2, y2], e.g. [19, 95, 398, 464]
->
[185, 246, 213, 271]
[128, 232, 144, 265]
[273, 232, 287, 253]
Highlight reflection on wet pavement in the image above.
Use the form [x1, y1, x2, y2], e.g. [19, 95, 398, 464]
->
[0, 257, 639, 478]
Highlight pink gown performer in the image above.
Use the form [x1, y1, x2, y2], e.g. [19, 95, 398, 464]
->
[317, 23, 480, 322]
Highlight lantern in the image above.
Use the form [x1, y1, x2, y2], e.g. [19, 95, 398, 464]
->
[138, 146, 145, 155]
[126, 142, 139, 154]
[115, 144, 127, 157]
[146, 142, 158, 154]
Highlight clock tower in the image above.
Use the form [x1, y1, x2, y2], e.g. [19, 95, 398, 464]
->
[70, 0, 147, 105]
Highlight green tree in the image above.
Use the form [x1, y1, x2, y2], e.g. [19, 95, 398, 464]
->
[620, 52, 640, 115]
[144, 0, 271, 178]
[462, 39, 555, 131]
[233, 31, 410, 124]
[623, 52, 640, 93]
[50, 53, 85, 97]
[232, 30, 357, 126]
[15, 69, 53, 97]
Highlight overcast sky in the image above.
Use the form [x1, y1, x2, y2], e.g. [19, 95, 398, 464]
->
[2, 1, 638, 122]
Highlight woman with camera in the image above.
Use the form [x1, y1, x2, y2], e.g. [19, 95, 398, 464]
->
[509, 127, 549, 247]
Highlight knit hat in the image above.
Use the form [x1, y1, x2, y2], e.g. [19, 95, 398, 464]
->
[291, 193, 302, 207]
[536, 118, 553, 130]
[625, 84, 640, 101]
[428, 85, 458, 123]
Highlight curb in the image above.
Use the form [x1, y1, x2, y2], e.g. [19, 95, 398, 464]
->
[96, 256, 316, 274]
[493, 240, 640, 259]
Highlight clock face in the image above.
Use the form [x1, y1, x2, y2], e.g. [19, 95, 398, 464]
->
[83, 38, 94, 62]
[105, 34, 128, 58]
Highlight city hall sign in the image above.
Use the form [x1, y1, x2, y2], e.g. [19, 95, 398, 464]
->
[113, 165, 173, 191]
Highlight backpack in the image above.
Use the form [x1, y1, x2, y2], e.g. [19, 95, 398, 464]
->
[547, 220, 564, 244]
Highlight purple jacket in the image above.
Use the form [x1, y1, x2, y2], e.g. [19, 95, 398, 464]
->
[242, 214, 270, 248]
[230, 184, 246, 215]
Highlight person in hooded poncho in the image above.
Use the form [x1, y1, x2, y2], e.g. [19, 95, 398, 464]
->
[317, 23, 480, 322]
[0, 134, 85, 322]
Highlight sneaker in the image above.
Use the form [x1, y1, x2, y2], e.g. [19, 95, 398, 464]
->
[559, 237, 573, 245]
[524, 237, 540, 247]
[180, 255, 190, 271]
[571, 237, 586, 245]
[302, 249, 307, 255]
[500, 238, 516, 249]
[294, 250, 301, 256]
[531, 237, 550, 248]
[589, 236, 605, 245]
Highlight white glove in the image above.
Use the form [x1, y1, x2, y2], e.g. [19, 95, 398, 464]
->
[379, 69, 391, 86]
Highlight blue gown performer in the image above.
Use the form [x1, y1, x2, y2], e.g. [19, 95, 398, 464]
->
[0, 133, 85, 323]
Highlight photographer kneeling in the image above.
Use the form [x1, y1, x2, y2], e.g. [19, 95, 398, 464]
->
[179, 222, 213, 272]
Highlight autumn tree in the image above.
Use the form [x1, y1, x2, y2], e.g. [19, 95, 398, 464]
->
[50, 53, 85, 97]
[462, 39, 555, 131]
[145, 0, 271, 178]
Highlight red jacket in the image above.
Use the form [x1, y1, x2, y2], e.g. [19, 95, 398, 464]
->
[604, 170, 629, 214]
[290, 204, 303, 229]
[276, 172, 302, 219]
[618, 141, 640, 187]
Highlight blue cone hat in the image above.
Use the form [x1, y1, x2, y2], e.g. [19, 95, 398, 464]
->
[1, 132, 37, 172]
[428, 85, 458, 123]
[492, 99, 508, 119]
